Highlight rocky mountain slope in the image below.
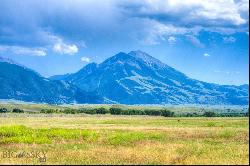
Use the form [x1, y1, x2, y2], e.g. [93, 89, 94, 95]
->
[53, 51, 249, 105]
[0, 57, 103, 104]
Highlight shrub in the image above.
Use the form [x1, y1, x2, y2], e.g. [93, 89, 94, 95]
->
[110, 107, 122, 115]
[203, 111, 217, 117]
[127, 109, 145, 115]
[12, 108, 24, 113]
[79, 108, 96, 114]
[220, 113, 245, 117]
[110, 108, 146, 115]
[161, 109, 174, 117]
[144, 109, 162, 116]
[121, 109, 129, 115]
[63, 109, 78, 114]
[137, 110, 146, 115]
[0, 108, 8, 113]
[95, 107, 108, 114]
[186, 112, 198, 117]
[40, 109, 59, 114]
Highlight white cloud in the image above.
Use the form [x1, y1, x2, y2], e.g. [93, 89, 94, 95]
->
[13, 47, 46, 56]
[204, 53, 210, 57]
[53, 40, 78, 55]
[236, 0, 249, 13]
[186, 35, 204, 48]
[0, 0, 248, 49]
[167, 36, 177, 44]
[0, 33, 82, 56]
[43, 34, 84, 55]
[223, 36, 237, 43]
[121, 0, 248, 26]
[0, 46, 8, 52]
[213, 70, 241, 75]
[81, 57, 90, 63]
[118, 0, 249, 45]
[0, 45, 46, 56]
[135, 20, 199, 45]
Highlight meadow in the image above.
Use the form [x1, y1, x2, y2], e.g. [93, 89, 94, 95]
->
[0, 103, 249, 165]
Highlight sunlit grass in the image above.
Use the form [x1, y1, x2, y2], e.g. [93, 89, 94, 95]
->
[0, 115, 248, 165]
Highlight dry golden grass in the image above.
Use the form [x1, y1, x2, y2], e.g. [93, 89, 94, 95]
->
[0, 115, 248, 165]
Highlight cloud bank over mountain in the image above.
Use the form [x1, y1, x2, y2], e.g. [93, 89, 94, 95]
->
[0, 0, 249, 85]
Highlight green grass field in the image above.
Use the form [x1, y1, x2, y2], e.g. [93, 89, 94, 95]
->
[0, 113, 249, 165]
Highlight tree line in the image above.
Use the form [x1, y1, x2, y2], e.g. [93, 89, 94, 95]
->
[39, 107, 176, 117]
[0, 108, 24, 113]
[0, 107, 248, 117]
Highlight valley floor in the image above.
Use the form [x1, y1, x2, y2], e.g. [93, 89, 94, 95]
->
[0, 114, 249, 165]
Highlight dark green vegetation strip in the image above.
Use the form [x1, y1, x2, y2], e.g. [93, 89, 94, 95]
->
[2, 106, 248, 117]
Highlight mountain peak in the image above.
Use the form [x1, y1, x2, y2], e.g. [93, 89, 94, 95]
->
[128, 50, 147, 55]
[101, 52, 130, 65]
[0, 56, 30, 70]
[128, 50, 166, 68]
[0, 56, 17, 64]
[86, 62, 98, 67]
[77, 62, 98, 73]
[101, 50, 168, 70]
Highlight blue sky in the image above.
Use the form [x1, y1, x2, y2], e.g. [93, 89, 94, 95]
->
[0, 0, 249, 85]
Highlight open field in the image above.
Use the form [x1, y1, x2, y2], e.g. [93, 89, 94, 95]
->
[0, 113, 249, 165]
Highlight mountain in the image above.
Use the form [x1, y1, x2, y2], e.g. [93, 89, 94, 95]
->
[49, 73, 71, 81]
[0, 57, 103, 104]
[50, 63, 98, 83]
[56, 50, 249, 105]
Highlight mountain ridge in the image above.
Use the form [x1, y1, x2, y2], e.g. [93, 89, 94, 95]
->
[0, 52, 249, 105]
[53, 51, 249, 105]
[0, 56, 103, 104]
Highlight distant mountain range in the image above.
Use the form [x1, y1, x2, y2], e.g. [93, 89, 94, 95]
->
[0, 51, 249, 105]
[0, 57, 103, 104]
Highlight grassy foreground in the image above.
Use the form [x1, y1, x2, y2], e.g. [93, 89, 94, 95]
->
[0, 114, 249, 165]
